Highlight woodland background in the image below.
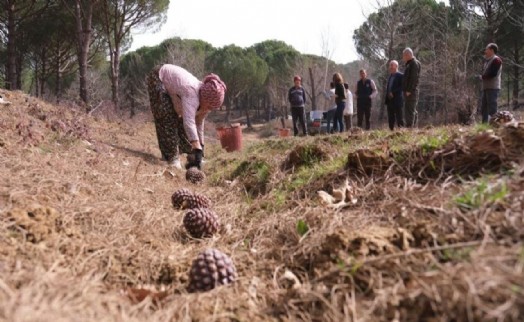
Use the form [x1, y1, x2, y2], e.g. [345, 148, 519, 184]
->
[1, 0, 523, 126]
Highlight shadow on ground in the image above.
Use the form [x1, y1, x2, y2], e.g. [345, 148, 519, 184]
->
[106, 143, 163, 166]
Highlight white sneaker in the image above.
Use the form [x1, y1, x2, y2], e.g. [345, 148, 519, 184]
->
[167, 158, 183, 170]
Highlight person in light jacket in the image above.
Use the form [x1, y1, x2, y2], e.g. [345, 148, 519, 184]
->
[479, 43, 502, 123]
[288, 75, 308, 136]
[147, 64, 226, 169]
[343, 82, 353, 131]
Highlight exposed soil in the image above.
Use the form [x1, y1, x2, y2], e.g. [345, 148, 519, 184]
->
[1, 89, 523, 321]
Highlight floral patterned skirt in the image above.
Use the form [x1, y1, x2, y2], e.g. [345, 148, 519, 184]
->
[147, 65, 192, 161]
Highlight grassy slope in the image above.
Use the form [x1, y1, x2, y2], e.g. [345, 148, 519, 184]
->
[0, 90, 523, 321]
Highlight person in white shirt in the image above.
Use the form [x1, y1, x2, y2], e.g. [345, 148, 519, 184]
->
[343, 83, 353, 131]
[354, 69, 378, 130]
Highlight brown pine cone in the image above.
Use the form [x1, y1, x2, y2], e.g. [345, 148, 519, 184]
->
[187, 248, 237, 293]
[183, 208, 219, 238]
[171, 189, 212, 210]
[186, 167, 205, 184]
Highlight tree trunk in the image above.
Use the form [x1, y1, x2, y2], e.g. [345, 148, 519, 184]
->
[55, 47, 62, 103]
[129, 87, 136, 118]
[34, 60, 39, 97]
[16, 52, 23, 89]
[308, 67, 317, 111]
[110, 46, 121, 108]
[225, 97, 231, 123]
[74, 0, 95, 106]
[40, 48, 47, 97]
[6, 2, 17, 90]
[245, 95, 252, 128]
[512, 42, 520, 110]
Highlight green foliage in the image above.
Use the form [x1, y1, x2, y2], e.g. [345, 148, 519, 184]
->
[120, 37, 215, 112]
[455, 179, 509, 210]
[251, 40, 300, 87]
[284, 156, 346, 192]
[206, 45, 269, 106]
[207, 158, 242, 186]
[296, 220, 309, 237]
[296, 145, 326, 168]
[473, 123, 492, 133]
[336, 258, 361, 276]
[231, 159, 271, 184]
[247, 138, 294, 155]
[419, 134, 449, 154]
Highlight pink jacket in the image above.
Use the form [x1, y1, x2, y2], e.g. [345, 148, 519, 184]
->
[159, 64, 208, 144]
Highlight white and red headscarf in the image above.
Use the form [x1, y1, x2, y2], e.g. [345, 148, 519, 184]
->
[199, 74, 227, 110]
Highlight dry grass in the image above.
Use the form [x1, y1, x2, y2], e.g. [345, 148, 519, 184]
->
[1, 89, 523, 321]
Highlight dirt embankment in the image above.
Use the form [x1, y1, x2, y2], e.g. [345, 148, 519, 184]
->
[1, 89, 523, 321]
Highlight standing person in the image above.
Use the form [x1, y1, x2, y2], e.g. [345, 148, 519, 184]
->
[321, 82, 337, 134]
[401, 48, 421, 128]
[332, 73, 347, 133]
[343, 83, 353, 131]
[479, 43, 502, 123]
[385, 60, 404, 130]
[147, 64, 226, 170]
[288, 75, 308, 136]
[354, 69, 377, 130]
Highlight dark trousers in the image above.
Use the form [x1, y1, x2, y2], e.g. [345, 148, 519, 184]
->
[357, 101, 371, 130]
[344, 114, 352, 131]
[332, 101, 346, 133]
[325, 109, 336, 133]
[291, 106, 307, 136]
[481, 89, 499, 123]
[404, 91, 419, 128]
[387, 103, 404, 130]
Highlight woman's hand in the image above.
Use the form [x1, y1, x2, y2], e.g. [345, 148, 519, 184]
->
[186, 148, 203, 169]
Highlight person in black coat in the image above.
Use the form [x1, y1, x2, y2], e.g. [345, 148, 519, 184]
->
[385, 60, 404, 130]
[401, 48, 421, 128]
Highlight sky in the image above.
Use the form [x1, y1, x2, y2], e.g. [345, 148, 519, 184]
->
[129, 0, 379, 64]
[129, 0, 448, 65]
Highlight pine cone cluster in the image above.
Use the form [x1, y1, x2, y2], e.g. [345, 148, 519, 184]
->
[167, 184, 237, 293]
[171, 188, 212, 210]
[183, 208, 219, 238]
[187, 248, 237, 293]
[186, 167, 206, 184]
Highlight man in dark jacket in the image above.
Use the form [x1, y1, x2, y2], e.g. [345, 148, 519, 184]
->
[479, 43, 502, 123]
[288, 75, 308, 136]
[385, 60, 404, 130]
[354, 69, 377, 130]
[401, 48, 421, 128]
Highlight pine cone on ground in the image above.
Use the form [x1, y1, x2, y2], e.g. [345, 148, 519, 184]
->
[490, 111, 515, 127]
[187, 248, 237, 293]
[183, 208, 219, 238]
[171, 189, 212, 210]
[186, 167, 205, 184]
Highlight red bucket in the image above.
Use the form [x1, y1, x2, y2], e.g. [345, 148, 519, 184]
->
[216, 124, 243, 152]
[279, 128, 291, 137]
